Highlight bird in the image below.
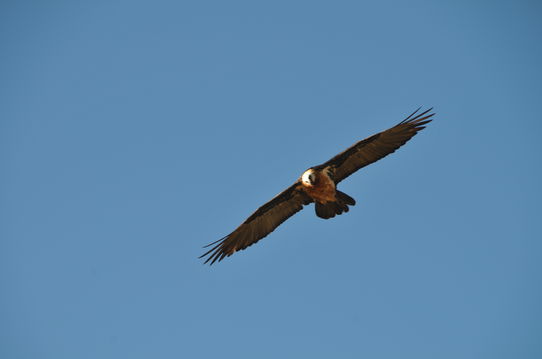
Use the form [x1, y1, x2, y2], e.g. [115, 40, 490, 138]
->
[200, 107, 434, 264]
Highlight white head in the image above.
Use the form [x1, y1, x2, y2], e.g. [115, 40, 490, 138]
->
[301, 169, 316, 186]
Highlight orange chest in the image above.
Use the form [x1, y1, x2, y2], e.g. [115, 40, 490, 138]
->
[301, 171, 336, 204]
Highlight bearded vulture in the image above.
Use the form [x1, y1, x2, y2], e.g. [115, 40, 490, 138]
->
[200, 107, 434, 264]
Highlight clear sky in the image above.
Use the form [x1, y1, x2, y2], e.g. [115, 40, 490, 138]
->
[2, 1, 541, 358]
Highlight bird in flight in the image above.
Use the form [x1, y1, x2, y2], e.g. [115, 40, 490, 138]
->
[201, 107, 434, 264]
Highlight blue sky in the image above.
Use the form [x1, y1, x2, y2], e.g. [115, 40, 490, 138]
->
[1, 1, 541, 358]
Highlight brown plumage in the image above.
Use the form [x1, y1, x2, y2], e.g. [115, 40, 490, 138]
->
[200, 107, 434, 264]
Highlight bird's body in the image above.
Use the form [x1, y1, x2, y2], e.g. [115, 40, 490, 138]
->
[201, 108, 434, 264]
[300, 167, 336, 204]
[299, 167, 356, 219]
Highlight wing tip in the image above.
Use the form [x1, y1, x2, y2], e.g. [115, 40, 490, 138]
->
[200, 235, 230, 265]
[400, 106, 423, 123]
[400, 106, 435, 125]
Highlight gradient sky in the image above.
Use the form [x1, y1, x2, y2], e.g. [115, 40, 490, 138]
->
[2, 1, 542, 358]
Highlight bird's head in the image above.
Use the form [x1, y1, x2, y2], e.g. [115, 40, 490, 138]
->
[301, 169, 317, 186]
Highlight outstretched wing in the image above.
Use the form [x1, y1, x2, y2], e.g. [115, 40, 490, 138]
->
[319, 107, 434, 184]
[200, 183, 312, 265]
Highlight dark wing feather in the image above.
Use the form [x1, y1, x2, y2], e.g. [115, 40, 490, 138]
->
[200, 183, 312, 265]
[318, 107, 434, 183]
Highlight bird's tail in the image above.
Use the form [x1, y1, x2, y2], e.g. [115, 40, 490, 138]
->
[315, 191, 356, 219]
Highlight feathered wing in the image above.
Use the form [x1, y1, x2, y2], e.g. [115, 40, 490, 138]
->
[200, 183, 313, 264]
[319, 107, 434, 183]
